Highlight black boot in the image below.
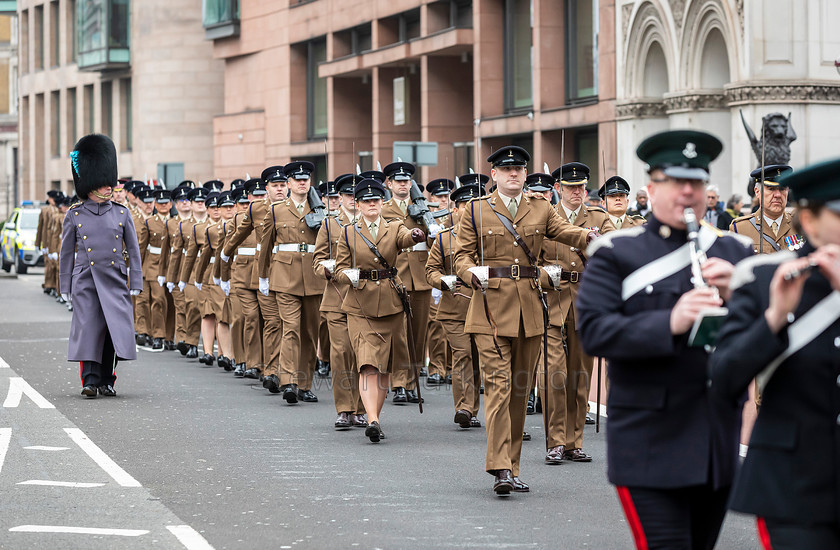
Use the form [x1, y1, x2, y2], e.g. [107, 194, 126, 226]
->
[526, 392, 537, 415]
[186, 345, 198, 359]
[176, 341, 188, 356]
[152, 338, 163, 351]
[315, 359, 331, 378]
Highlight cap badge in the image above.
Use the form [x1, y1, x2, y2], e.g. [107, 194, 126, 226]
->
[682, 142, 697, 159]
[507, 150, 514, 158]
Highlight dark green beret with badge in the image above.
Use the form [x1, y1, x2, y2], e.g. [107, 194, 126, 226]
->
[779, 157, 840, 213]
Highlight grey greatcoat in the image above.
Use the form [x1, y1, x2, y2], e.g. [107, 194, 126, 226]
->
[59, 200, 143, 363]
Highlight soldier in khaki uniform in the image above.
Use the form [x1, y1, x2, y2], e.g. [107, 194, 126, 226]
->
[600, 176, 646, 229]
[313, 174, 367, 429]
[37, 190, 61, 296]
[426, 179, 485, 428]
[171, 187, 208, 359]
[333, 178, 427, 442]
[222, 172, 287, 379]
[454, 146, 594, 495]
[136, 188, 172, 351]
[159, 184, 193, 351]
[132, 186, 156, 347]
[535, 165, 615, 465]
[730, 165, 802, 254]
[381, 162, 433, 403]
[258, 161, 324, 403]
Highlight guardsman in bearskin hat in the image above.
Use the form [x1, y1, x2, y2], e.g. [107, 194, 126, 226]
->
[59, 134, 143, 398]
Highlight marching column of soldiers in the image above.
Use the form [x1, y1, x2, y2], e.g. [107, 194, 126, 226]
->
[46, 128, 840, 548]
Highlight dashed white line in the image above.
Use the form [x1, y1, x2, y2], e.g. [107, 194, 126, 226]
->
[0, 355, 9, 368]
[166, 525, 216, 550]
[24, 445, 69, 451]
[0, 428, 10, 475]
[9, 525, 149, 536]
[64, 428, 142, 487]
[17, 480, 105, 488]
[3, 377, 56, 408]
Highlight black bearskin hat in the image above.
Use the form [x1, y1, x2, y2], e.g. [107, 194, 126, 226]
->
[71, 134, 118, 200]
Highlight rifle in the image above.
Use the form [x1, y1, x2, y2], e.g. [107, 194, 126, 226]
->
[304, 185, 326, 230]
[407, 180, 447, 235]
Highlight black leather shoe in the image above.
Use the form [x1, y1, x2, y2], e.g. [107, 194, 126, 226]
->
[298, 389, 318, 402]
[186, 345, 198, 359]
[176, 341, 188, 355]
[81, 386, 97, 398]
[470, 416, 481, 428]
[315, 359, 331, 378]
[204, 354, 216, 366]
[418, 368, 428, 377]
[262, 374, 281, 393]
[522, 431, 531, 441]
[351, 414, 368, 427]
[563, 449, 592, 462]
[243, 368, 260, 379]
[512, 476, 529, 493]
[98, 385, 117, 397]
[136, 333, 148, 346]
[526, 392, 536, 415]
[586, 413, 596, 425]
[365, 421, 381, 443]
[282, 384, 299, 404]
[334, 412, 352, 429]
[427, 373, 444, 385]
[454, 409, 471, 428]
[57, 295, 66, 304]
[480, 385, 484, 394]
[198, 353, 208, 365]
[392, 387, 407, 403]
[152, 338, 163, 351]
[164, 340, 177, 351]
[233, 363, 246, 377]
[218, 356, 233, 370]
[445, 374, 452, 384]
[406, 389, 423, 404]
[493, 469, 514, 495]
[535, 395, 542, 413]
[545, 445, 565, 465]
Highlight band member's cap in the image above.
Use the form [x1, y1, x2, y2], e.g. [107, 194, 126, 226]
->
[778, 157, 840, 213]
[636, 130, 722, 181]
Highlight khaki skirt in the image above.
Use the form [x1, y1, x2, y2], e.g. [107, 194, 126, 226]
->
[201, 285, 226, 318]
[347, 311, 410, 374]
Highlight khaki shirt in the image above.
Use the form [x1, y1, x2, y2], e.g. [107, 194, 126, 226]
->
[730, 211, 800, 254]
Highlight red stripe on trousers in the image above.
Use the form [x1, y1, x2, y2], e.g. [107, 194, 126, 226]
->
[79, 362, 83, 383]
[616, 486, 649, 550]
[756, 517, 772, 550]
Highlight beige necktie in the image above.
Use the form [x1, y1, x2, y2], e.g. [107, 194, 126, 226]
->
[297, 203, 304, 216]
[615, 217, 622, 229]
[508, 198, 517, 219]
[399, 201, 407, 215]
[771, 221, 779, 235]
[369, 221, 377, 240]
[569, 210, 577, 224]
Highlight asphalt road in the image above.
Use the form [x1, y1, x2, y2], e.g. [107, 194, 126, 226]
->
[0, 268, 761, 549]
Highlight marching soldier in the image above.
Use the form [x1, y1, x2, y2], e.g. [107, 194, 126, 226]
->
[454, 145, 594, 495]
[315, 180, 339, 379]
[424, 177, 455, 386]
[332, 178, 427, 442]
[257, 161, 324, 403]
[381, 161, 430, 404]
[425, 180, 484, 429]
[133, 186, 157, 349]
[172, 187, 209, 359]
[599, 176, 646, 229]
[313, 173, 367, 429]
[730, 165, 802, 253]
[37, 189, 62, 296]
[179, 187, 214, 362]
[136, 188, 172, 352]
[159, 184, 193, 352]
[576, 130, 753, 548]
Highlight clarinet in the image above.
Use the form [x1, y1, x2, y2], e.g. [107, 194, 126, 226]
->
[683, 207, 712, 292]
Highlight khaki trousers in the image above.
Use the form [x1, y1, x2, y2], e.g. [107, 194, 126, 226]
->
[45, 256, 58, 289]
[236, 288, 263, 368]
[536, 325, 568, 449]
[426, 301, 450, 377]
[183, 284, 201, 346]
[325, 311, 364, 414]
[257, 290, 281, 374]
[318, 311, 330, 362]
[391, 289, 429, 391]
[135, 280, 152, 336]
[564, 306, 592, 451]
[172, 285, 187, 343]
[474, 322, 540, 476]
[440, 319, 480, 416]
[164, 289, 176, 341]
[276, 293, 319, 390]
[228, 291, 245, 363]
[148, 280, 167, 339]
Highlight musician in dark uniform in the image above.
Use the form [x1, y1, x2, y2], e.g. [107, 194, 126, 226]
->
[59, 134, 143, 398]
[576, 130, 753, 548]
[710, 157, 840, 549]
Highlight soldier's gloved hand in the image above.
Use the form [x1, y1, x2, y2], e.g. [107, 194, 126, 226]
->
[129, 289, 141, 296]
[220, 251, 230, 263]
[411, 228, 426, 243]
[195, 282, 202, 291]
[166, 282, 175, 293]
[40, 247, 48, 255]
[61, 293, 70, 303]
[178, 281, 186, 292]
[213, 277, 221, 286]
[259, 277, 270, 296]
[49, 252, 58, 260]
[220, 280, 231, 296]
[431, 287, 442, 304]
[157, 276, 166, 287]
[586, 231, 600, 245]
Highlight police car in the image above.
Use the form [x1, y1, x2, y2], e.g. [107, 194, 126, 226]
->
[1, 207, 43, 274]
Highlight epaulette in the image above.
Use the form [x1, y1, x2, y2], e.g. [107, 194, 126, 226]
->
[730, 251, 796, 291]
[438, 226, 455, 234]
[468, 195, 490, 203]
[731, 214, 752, 225]
[69, 202, 82, 210]
[528, 194, 547, 201]
[630, 215, 645, 220]
[585, 226, 645, 257]
[586, 205, 606, 212]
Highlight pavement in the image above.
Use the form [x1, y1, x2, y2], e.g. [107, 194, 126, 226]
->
[0, 268, 762, 549]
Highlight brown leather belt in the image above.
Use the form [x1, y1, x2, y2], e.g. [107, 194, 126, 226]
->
[358, 267, 397, 281]
[487, 265, 538, 280]
[560, 270, 581, 283]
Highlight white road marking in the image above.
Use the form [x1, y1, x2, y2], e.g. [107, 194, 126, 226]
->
[3, 377, 56, 408]
[167, 525, 216, 550]
[24, 445, 69, 451]
[0, 428, 10, 475]
[0, 355, 9, 368]
[9, 525, 149, 536]
[64, 428, 142, 487]
[17, 480, 105, 488]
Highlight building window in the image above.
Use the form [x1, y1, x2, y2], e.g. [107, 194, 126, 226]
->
[566, 0, 598, 102]
[120, 77, 131, 151]
[451, 0, 473, 28]
[34, 5, 43, 70]
[453, 141, 475, 179]
[67, 87, 77, 148]
[67, 0, 77, 64]
[20, 10, 28, 73]
[202, 0, 239, 39]
[76, 0, 130, 71]
[399, 9, 421, 42]
[100, 80, 112, 136]
[157, 163, 184, 189]
[503, 0, 532, 112]
[51, 91, 60, 156]
[50, 1, 59, 67]
[83, 83, 93, 133]
[0, 58, 9, 114]
[352, 24, 371, 55]
[574, 128, 599, 189]
[307, 38, 327, 139]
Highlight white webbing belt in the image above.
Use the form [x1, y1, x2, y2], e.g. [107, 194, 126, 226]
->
[621, 226, 717, 301]
[237, 247, 257, 256]
[411, 242, 427, 252]
[757, 291, 840, 391]
[273, 244, 315, 253]
[210, 257, 215, 264]
[146, 245, 161, 255]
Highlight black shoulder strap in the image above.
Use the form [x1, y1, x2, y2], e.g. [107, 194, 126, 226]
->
[748, 217, 782, 252]
[486, 198, 538, 267]
[353, 225, 392, 270]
